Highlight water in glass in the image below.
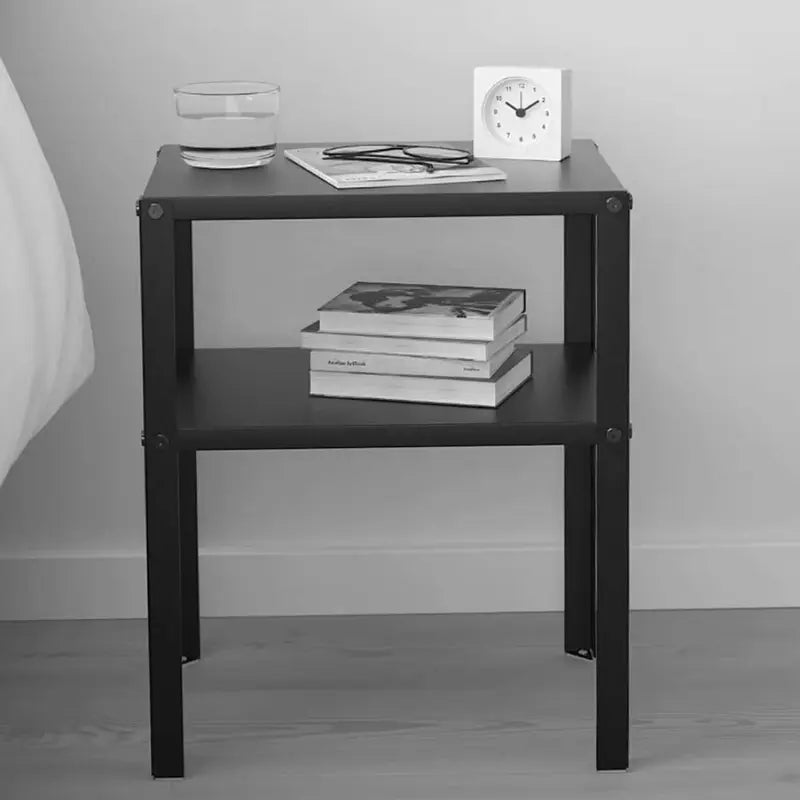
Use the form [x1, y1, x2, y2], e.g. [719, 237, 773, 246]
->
[175, 82, 279, 169]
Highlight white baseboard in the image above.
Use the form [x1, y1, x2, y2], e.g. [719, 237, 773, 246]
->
[1, 541, 799, 620]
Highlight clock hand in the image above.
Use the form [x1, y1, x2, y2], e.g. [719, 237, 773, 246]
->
[522, 99, 541, 112]
[506, 100, 529, 119]
[520, 91, 523, 108]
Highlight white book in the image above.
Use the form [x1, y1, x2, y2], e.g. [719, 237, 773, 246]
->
[310, 349, 532, 408]
[284, 147, 506, 190]
[300, 316, 526, 361]
[310, 343, 516, 380]
[318, 281, 525, 341]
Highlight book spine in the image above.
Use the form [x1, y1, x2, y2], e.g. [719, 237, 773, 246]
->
[319, 311, 494, 341]
[309, 372, 494, 407]
[309, 351, 494, 379]
[300, 331, 488, 360]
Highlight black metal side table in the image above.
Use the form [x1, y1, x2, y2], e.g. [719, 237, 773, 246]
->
[138, 140, 631, 777]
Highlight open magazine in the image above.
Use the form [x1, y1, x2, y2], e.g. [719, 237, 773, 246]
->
[284, 147, 506, 189]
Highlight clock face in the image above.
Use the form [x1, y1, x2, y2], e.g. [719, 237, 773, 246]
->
[483, 77, 552, 146]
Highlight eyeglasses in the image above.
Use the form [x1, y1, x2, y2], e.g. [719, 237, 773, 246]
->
[321, 144, 474, 173]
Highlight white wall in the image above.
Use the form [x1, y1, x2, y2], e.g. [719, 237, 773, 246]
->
[1, 0, 798, 619]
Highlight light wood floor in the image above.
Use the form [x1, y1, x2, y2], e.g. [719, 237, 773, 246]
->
[2, 610, 800, 799]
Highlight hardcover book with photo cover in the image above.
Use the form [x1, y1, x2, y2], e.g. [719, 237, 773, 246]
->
[318, 282, 526, 341]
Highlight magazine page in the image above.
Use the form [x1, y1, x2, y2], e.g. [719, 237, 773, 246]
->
[285, 147, 506, 188]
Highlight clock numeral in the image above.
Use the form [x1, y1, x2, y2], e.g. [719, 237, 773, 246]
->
[542, 124, 546, 129]
[505, 86, 512, 92]
[541, 97, 545, 103]
[506, 131, 511, 137]
[496, 122, 501, 128]
[545, 110, 550, 116]
[493, 109, 498, 115]
[519, 83, 526, 89]
[495, 95, 502, 101]
[532, 133, 537, 139]
[519, 136, 523, 142]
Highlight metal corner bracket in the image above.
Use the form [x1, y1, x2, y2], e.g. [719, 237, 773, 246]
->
[605, 193, 633, 214]
[141, 432, 171, 451]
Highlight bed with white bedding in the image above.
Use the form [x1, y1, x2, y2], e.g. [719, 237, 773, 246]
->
[0, 57, 94, 485]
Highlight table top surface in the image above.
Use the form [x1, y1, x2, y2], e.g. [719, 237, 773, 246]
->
[140, 140, 627, 219]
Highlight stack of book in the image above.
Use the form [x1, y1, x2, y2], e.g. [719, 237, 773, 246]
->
[301, 282, 531, 408]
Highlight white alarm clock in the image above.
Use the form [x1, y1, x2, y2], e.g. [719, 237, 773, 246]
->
[473, 66, 571, 161]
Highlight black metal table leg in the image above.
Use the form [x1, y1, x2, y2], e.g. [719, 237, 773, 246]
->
[140, 201, 185, 778]
[145, 448, 185, 777]
[563, 214, 596, 659]
[564, 445, 595, 658]
[595, 440, 630, 770]
[179, 451, 200, 663]
[594, 197, 631, 771]
[174, 219, 200, 664]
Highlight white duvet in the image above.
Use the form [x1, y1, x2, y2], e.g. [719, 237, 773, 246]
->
[0, 57, 94, 485]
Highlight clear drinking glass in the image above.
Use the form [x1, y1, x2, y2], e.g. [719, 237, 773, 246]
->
[174, 81, 280, 169]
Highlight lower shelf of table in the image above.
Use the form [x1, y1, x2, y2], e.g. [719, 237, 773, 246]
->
[173, 344, 598, 450]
